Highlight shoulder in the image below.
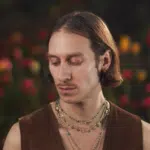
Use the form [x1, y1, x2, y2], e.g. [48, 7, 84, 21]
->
[110, 102, 141, 124]
[19, 104, 49, 123]
[141, 120, 150, 150]
[18, 103, 56, 134]
[3, 123, 21, 150]
[3, 104, 54, 150]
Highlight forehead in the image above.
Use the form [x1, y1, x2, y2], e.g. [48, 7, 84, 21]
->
[48, 30, 94, 58]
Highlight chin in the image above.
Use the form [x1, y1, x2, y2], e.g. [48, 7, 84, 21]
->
[59, 94, 82, 104]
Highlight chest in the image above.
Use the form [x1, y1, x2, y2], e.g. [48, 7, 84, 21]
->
[59, 127, 106, 150]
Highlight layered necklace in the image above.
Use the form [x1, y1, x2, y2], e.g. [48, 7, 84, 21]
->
[55, 99, 110, 150]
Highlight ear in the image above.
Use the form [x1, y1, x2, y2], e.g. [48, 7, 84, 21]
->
[98, 49, 112, 72]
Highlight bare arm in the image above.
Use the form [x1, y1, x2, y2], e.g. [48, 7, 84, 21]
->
[141, 120, 150, 150]
[3, 123, 21, 150]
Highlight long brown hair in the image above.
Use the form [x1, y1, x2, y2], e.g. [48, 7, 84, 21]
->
[50, 11, 123, 87]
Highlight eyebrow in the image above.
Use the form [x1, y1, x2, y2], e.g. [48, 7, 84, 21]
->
[47, 52, 84, 59]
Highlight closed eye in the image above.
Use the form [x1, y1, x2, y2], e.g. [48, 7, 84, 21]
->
[50, 61, 60, 66]
[68, 57, 83, 65]
[48, 54, 84, 66]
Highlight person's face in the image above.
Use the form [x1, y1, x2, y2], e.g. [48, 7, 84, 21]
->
[48, 30, 103, 103]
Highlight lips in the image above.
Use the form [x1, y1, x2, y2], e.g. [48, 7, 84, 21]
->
[58, 85, 77, 94]
[58, 86, 76, 90]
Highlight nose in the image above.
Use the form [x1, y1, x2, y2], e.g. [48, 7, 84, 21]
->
[57, 64, 72, 82]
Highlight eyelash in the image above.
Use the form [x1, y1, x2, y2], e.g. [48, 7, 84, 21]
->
[51, 62, 60, 66]
[50, 61, 82, 66]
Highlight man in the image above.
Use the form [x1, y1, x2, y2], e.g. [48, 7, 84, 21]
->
[3, 11, 150, 150]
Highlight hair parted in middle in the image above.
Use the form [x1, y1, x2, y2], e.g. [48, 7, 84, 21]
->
[49, 10, 123, 87]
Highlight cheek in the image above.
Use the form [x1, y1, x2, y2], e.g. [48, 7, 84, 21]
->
[49, 66, 57, 80]
[74, 64, 99, 87]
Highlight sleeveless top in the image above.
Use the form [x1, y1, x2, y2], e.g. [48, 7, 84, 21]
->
[19, 101, 143, 150]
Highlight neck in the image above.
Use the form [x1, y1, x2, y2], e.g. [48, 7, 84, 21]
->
[59, 84, 106, 121]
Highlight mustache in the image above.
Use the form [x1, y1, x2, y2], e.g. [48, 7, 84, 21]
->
[57, 83, 77, 87]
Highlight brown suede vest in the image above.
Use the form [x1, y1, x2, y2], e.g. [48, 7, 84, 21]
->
[19, 101, 143, 150]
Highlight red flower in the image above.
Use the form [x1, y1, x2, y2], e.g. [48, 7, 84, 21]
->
[145, 83, 150, 93]
[119, 95, 129, 107]
[141, 97, 150, 108]
[0, 88, 4, 97]
[122, 69, 133, 80]
[23, 79, 33, 88]
[21, 79, 37, 95]
[0, 73, 11, 83]
[38, 29, 48, 40]
[13, 48, 22, 60]
[20, 58, 32, 67]
[146, 29, 150, 48]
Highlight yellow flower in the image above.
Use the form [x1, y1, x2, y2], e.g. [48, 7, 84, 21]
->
[131, 42, 141, 55]
[10, 31, 23, 44]
[136, 70, 147, 81]
[0, 59, 12, 72]
[119, 35, 131, 53]
[29, 60, 41, 74]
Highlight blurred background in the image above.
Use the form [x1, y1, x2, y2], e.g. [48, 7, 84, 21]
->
[0, 0, 150, 149]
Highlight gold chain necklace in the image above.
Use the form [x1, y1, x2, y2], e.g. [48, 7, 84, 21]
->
[65, 115, 108, 150]
[54, 100, 110, 150]
[56, 100, 107, 125]
[55, 100, 110, 133]
[66, 129, 103, 150]
[57, 110, 102, 133]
